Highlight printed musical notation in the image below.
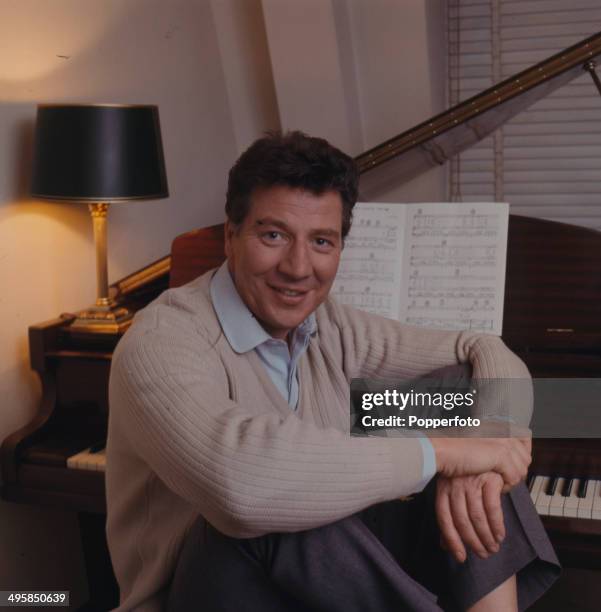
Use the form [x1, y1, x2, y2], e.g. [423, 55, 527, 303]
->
[405, 317, 495, 332]
[344, 216, 399, 250]
[334, 288, 393, 318]
[411, 212, 499, 237]
[331, 202, 509, 334]
[409, 245, 497, 268]
[331, 204, 404, 319]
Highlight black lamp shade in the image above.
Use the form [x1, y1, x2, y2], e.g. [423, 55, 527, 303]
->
[31, 104, 169, 201]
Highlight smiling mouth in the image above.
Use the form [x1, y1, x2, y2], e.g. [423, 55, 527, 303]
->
[270, 286, 309, 298]
[275, 288, 303, 296]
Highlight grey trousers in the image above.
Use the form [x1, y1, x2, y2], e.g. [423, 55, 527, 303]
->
[167, 479, 560, 611]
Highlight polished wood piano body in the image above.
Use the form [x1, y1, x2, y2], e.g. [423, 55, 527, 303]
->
[504, 215, 601, 569]
[4, 31, 601, 606]
[1, 226, 226, 609]
[4, 214, 601, 571]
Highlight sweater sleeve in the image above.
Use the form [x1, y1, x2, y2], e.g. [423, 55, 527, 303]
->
[321, 299, 533, 425]
[108, 303, 426, 539]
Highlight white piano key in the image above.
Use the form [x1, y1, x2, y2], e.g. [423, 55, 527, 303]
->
[529, 475, 545, 504]
[535, 476, 553, 516]
[66, 446, 107, 471]
[549, 477, 567, 517]
[591, 480, 601, 519]
[84, 451, 100, 471]
[80, 448, 96, 470]
[66, 449, 88, 470]
[80, 448, 96, 472]
[563, 478, 580, 518]
[90, 451, 106, 471]
[577, 479, 594, 519]
[592, 481, 601, 520]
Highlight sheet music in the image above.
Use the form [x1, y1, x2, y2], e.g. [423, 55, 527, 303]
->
[399, 203, 508, 334]
[331, 204, 405, 318]
[331, 202, 509, 334]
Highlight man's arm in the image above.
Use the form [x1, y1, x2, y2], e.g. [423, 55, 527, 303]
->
[110, 302, 531, 540]
[428, 436, 531, 490]
[109, 309, 429, 539]
[322, 299, 534, 562]
[324, 299, 529, 378]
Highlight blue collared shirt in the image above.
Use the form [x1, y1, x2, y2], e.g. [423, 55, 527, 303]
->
[210, 261, 436, 489]
[210, 262, 316, 408]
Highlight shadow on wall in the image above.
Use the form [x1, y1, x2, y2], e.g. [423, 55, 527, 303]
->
[0, 355, 41, 481]
[10, 118, 35, 203]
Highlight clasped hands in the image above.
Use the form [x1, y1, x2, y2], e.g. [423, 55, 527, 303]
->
[428, 423, 532, 564]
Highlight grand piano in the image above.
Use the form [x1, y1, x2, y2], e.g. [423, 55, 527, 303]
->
[4, 31, 601, 610]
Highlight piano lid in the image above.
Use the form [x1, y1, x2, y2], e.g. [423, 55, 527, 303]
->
[111, 31, 601, 301]
[355, 31, 601, 184]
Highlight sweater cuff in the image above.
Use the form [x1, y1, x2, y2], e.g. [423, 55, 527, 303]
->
[416, 437, 436, 491]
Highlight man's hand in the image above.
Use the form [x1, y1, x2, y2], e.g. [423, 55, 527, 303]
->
[436, 472, 505, 563]
[428, 433, 531, 492]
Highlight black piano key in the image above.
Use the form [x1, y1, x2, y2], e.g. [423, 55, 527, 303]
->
[578, 479, 589, 499]
[89, 440, 106, 453]
[546, 477, 558, 496]
[563, 478, 574, 497]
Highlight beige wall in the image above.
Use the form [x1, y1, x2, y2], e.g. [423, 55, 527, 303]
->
[261, 0, 447, 201]
[0, 0, 446, 601]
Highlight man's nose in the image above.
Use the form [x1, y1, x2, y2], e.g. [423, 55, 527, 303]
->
[278, 241, 312, 279]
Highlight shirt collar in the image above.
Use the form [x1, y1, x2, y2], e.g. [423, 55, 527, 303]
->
[210, 261, 317, 354]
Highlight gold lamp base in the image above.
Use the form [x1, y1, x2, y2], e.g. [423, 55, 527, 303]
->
[67, 202, 134, 335]
[69, 298, 133, 335]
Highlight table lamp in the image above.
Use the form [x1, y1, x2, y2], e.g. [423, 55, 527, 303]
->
[30, 104, 169, 333]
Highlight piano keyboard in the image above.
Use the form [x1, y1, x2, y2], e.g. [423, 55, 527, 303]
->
[66, 444, 106, 472]
[529, 475, 601, 520]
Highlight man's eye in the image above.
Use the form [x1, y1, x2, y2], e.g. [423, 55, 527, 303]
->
[315, 237, 334, 248]
[263, 231, 284, 241]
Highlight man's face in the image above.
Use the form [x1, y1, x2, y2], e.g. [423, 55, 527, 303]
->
[225, 185, 343, 340]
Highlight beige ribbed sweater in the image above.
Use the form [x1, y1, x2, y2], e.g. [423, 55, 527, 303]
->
[106, 269, 530, 611]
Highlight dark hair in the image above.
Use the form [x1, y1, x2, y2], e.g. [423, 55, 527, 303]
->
[225, 131, 358, 238]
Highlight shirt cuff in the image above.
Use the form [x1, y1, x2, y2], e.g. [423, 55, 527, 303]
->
[415, 437, 437, 492]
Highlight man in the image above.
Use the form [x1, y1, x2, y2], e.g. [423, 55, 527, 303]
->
[106, 131, 559, 611]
